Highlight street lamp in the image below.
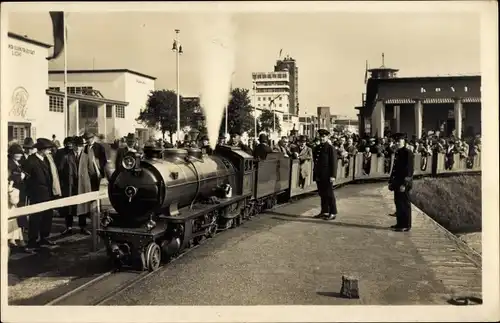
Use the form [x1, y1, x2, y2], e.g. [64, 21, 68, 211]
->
[268, 94, 282, 135]
[172, 29, 183, 143]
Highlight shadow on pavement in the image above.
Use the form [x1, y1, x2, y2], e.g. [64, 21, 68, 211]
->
[316, 291, 347, 299]
[267, 212, 393, 231]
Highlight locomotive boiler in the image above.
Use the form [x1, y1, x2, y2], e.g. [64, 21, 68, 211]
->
[98, 146, 255, 271]
[108, 148, 237, 222]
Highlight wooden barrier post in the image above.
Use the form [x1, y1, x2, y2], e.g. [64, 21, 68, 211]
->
[91, 198, 101, 252]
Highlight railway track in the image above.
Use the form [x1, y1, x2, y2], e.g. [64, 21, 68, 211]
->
[43, 193, 316, 306]
[46, 242, 201, 306]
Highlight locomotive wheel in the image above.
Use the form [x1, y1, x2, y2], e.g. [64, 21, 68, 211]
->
[144, 242, 161, 272]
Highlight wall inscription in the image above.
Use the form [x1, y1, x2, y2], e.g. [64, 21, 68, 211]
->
[8, 44, 36, 56]
[10, 86, 29, 118]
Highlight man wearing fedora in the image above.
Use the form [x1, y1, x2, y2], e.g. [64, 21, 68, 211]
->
[253, 133, 273, 160]
[22, 138, 60, 250]
[115, 133, 138, 173]
[21, 137, 36, 166]
[82, 132, 108, 191]
[313, 129, 338, 220]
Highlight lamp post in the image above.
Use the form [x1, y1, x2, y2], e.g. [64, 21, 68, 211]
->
[268, 94, 282, 137]
[172, 29, 183, 143]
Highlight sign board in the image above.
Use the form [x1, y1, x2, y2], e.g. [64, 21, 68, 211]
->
[378, 77, 481, 100]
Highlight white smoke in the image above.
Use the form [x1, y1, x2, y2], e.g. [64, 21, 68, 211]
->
[195, 13, 236, 149]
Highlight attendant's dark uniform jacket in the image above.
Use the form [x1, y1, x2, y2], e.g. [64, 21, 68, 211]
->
[313, 142, 338, 182]
[388, 146, 414, 190]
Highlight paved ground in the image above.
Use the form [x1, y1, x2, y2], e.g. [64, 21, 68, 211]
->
[96, 183, 482, 306]
[7, 186, 111, 304]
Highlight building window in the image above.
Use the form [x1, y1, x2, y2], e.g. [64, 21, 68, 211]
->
[116, 105, 125, 118]
[49, 95, 64, 113]
[258, 97, 261, 101]
[279, 104, 282, 107]
[79, 106, 97, 118]
[67, 86, 93, 95]
[106, 104, 113, 118]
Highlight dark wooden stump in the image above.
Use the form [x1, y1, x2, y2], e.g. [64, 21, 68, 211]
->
[340, 275, 360, 299]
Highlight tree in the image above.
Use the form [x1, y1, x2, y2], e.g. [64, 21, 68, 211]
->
[258, 109, 282, 134]
[136, 89, 197, 142]
[219, 88, 256, 137]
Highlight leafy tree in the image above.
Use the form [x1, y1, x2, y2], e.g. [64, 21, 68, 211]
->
[136, 89, 197, 142]
[258, 109, 282, 134]
[219, 88, 256, 137]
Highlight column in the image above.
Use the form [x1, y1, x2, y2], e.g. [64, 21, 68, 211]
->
[97, 103, 106, 138]
[110, 104, 117, 139]
[68, 99, 79, 136]
[371, 100, 385, 137]
[394, 105, 401, 132]
[414, 100, 423, 139]
[454, 99, 462, 139]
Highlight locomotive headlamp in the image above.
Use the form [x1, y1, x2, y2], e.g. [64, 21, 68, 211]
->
[122, 155, 136, 170]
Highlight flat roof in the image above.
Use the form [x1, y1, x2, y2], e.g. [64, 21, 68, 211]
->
[8, 32, 52, 49]
[48, 69, 157, 81]
[376, 75, 481, 83]
[46, 89, 129, 106]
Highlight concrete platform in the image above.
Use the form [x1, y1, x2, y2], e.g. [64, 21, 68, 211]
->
[98, 183, 482, 305]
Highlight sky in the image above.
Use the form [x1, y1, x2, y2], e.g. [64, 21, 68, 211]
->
[7, 9, 480, 118]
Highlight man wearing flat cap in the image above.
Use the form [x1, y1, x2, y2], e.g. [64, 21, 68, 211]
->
[293, 135, 313, 189]
[313, 129, 338, 220]
[115, 133, 138, 173]
[199, 135, 213, 155]
[388, 132, 414, 232]
[229, 131, 253, 155]
[82, 131, 108, 190]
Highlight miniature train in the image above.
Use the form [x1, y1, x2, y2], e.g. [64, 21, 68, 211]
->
[97, 145, 481, 271]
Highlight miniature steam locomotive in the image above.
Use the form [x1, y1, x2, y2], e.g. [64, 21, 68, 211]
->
[98, 145, 291, 271]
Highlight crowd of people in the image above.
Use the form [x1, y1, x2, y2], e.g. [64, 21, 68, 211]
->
[7, 128, 481, 255]
[7, 133, 108, 254]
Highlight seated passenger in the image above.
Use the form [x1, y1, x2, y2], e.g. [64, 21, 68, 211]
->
[253, 133, 273, 160]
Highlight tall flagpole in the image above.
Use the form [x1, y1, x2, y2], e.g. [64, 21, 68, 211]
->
[252, 81, 257, 140]
[225, 105, 228, 137]
[63, 13, 68, 138]
[175, 29, 181, 144]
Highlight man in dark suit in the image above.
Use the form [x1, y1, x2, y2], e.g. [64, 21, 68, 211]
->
[22, 138, 58, 250]
[253, 133, 273, 160]
[115, 133, 138, 173]
[388, 133, 415, 232]
[313, 129, 338, 220]
[83, 132, 107, 191]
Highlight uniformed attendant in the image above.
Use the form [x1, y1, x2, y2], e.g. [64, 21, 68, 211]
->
[313, 129, 338, 220]
[388, 133, 414, 232]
